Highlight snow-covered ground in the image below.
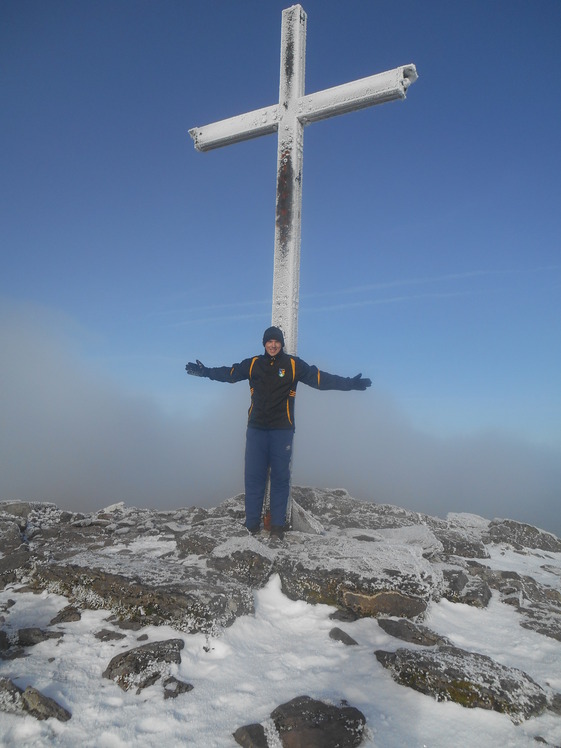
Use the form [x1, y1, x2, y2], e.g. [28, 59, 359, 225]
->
[1, 545, 560, 747]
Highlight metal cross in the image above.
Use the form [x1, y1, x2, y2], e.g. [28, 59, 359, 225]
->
[189, 3, 417, 354]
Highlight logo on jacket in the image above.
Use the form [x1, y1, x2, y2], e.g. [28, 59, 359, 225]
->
[278, 368, 286, 377]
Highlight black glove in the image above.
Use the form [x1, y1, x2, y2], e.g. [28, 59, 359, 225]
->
[350, 373, 371, 391]
[185, 360, 208, 377]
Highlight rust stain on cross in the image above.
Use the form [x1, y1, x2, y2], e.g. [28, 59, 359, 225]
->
[276, 147, 293, 255]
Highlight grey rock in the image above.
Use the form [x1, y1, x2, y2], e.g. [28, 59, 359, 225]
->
[49, 605, 81, 625]
[0, 519, 24, 548]
[424, 515, 490, 560]
[0, 647, 27, 661]
[0, 515, 29, 586]
[0, 546, 30, 586]
[0, 630, 10, 651]
[329, 608, 358, 622]
[207, 547, 274, 588]
[548, 692, 561, 715]
[432, 527, 489, 559]
[30, 562, 254, 635]
[484, 519, 561, 552]
[376, 617, 448, 646]
[340, 588, 427, 619]
[0, 676, 71, 722]
[94, 628, 127, 641]
[18, 627, 64, 647]
[113, 619, 144, 631]
[329, 627, 358, 646]
[20, 685, 72, 722]
[441, 567, 492, 608]
[0, 676, 24, 710]
[542, 563, 561, 578]
[274, 528, 433, 618]
[291, 487, 421, 531]
[270, 695, 366, 747]
[0, 501, 39, 522]
[442, 568, 469, 595]
[234, 695, 367, 748]
[162, 675, 194, 699]
[233, 723, 268, 748]
[467, 565, 561, 641]
[102, 638, 184, 692]
[375, 644, 548, 722]
[176, 515, 243, 556]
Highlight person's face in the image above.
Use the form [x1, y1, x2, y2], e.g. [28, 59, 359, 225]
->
[265, 339, 282, 357]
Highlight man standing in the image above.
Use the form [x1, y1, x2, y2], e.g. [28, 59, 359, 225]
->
[186, 326, 371, 539]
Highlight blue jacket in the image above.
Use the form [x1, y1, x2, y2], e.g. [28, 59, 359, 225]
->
[205, 350, 358, 430]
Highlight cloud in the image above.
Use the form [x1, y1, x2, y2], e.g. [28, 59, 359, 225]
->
[1, 301, 560, 537]
[295, 390, 561, 535]
[0, 301, 246, 512]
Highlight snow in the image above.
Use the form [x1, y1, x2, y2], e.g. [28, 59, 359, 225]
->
[1, 544, 561, 747]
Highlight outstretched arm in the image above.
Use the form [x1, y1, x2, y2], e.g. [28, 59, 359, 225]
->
[296, 358, 371, 391]
[185, 358, 252, 383]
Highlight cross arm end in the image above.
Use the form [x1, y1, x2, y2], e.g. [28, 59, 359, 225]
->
[189, 105, 280, 153]
[401, 64, 418, 90]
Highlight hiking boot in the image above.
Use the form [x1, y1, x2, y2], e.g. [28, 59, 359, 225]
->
[246, 524, 260, 535]
[269, 525, 285, 540]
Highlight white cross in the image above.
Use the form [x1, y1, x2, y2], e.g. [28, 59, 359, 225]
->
[189, 4, 417, 354]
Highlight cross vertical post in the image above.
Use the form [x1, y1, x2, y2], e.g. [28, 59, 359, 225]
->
[272, 5, 306, 355]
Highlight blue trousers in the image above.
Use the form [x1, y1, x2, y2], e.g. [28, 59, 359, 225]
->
[244, 427, 294, 529]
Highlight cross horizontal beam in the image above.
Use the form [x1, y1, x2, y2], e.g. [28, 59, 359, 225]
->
[189, 65, 417, 152]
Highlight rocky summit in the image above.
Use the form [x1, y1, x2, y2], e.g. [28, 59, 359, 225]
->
[1, 487, 561, 745]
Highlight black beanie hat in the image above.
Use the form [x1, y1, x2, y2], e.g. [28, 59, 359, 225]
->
[262, 326, 285, 347]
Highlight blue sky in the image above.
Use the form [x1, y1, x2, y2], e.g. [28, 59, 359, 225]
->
[2, 0, 560, 533]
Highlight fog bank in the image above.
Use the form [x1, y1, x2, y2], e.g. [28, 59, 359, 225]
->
[2, 305, 560, 537]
